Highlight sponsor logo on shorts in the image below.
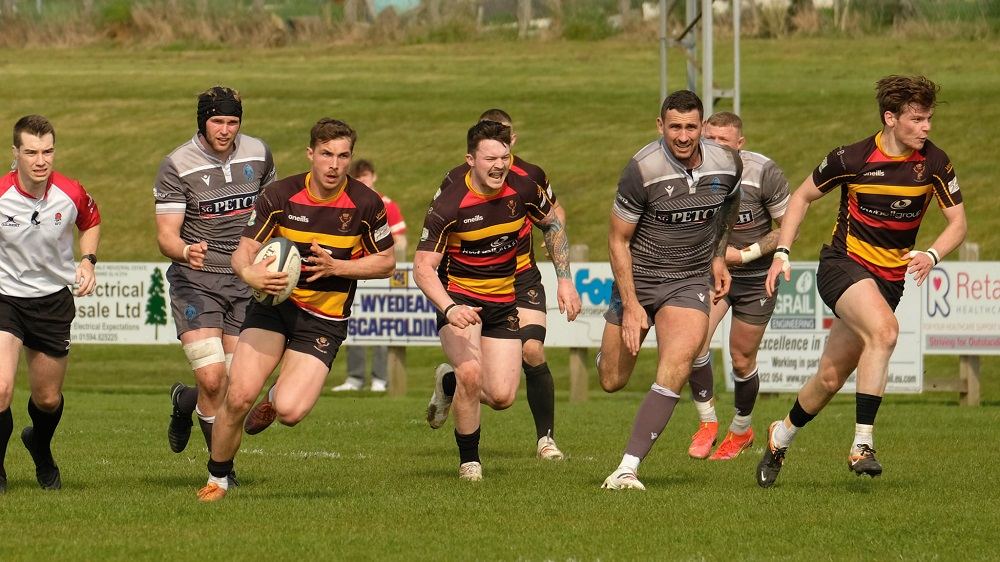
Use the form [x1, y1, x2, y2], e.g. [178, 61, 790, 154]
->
[759, 297, 769, 306]
[526, 288, 541, 305]
[506, 314, 520, 332]
[185, 304, 197, 320]
[697, 293, 705, 302]
[650, 432, 658, 440]
[314, 336, 330, 354]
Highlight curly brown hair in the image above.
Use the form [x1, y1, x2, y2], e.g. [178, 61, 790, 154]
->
[876, 75, 940, 124]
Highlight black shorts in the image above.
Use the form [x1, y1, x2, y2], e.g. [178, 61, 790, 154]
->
[514, 267, 547, 313]
[816, 245, 904, 314]
[242, 300, 347, 368]
[0, 287, 75, 357]
[166, 264, 251, 338]
[435, 292, 521, 339]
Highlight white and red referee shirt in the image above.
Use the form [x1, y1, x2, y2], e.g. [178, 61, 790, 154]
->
[379, 192, 406, 236]
[0, 170, 101, 298]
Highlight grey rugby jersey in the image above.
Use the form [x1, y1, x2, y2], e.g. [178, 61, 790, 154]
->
[154, 133, 275, 274]
[729, 150, 789, 279]
[613, 138, 742, 280]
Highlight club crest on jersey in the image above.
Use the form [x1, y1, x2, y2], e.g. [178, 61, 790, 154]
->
[54, 212, 63, 225]
[507, 199, 517, 217]
[710, 177, 722, 193]
[339, 211, 353, 232]
[244, 164, 255, 181]
[912, 162, 926, 182]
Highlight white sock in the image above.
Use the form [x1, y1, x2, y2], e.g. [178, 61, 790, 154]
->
[268, 385, 276, 402]
[208, 473, 229, 490]
[619, 454, 641, 473]
[771, 420, 798, 449]
[694, 399, 717, 423]
[730, 413, 752, 434]
[854, 423, 874, 449]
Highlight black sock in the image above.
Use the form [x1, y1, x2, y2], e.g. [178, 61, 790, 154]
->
[207, 457, 234, 479]
[688, 356, 714, 402]
[199, 417, 214, 452]
[442, 370, 457, 397]
[178, 386, 199, 415]
[856, 393, 883, 425]
[0, 407, 11, 475]
[524, 362, 555, 439]
[733, 369, 760, 416]
[27, 395, 63, 465]
[455, 427, 481, 464]
[788, 399, 817, 428]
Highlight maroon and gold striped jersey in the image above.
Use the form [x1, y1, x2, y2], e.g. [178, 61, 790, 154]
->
[439, 155, 557, 276]
[243, 172, 393, 320]
[813, 132, 962, 281]
[419, 169, 554, 303]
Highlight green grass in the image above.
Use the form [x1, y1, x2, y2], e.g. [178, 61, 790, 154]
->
[1, 38, 999, 559]
[1, 346, 999, 560]
[0, 37, 997, 262]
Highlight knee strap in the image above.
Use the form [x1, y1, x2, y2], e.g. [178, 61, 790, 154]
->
[183, 337, 225, 371]
[520, 324, 546, 344]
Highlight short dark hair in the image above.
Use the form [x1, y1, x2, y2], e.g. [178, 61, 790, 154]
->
[876, 75, 940, 124]
[13, 114, 55, 148]
[350, 158, 375, 177]
[660, 90, 704, 120]
[310, 118, 357, 150]
[478, 108, 513, 125]
[466, 120, 511, 154]
[705, 111, 743, 133]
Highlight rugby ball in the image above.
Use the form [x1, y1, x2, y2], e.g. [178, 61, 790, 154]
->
[252, 237, 301, 305]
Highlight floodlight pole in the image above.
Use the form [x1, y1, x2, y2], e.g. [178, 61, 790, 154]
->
[702, 0, 713, 116]
[659, 0, 669, 103]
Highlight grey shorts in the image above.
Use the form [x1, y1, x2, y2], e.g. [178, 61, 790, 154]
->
[722, 275, 777, 326]
[167, 263, 251, 338]
[604, 276, 711, 326]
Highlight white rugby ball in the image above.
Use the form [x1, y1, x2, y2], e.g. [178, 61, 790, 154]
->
[252, 237, 301, 305]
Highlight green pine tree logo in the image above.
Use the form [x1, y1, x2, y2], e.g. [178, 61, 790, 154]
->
[146, 267, 168, 340]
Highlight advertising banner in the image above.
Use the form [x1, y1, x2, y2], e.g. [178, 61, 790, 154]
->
[71, 262, 177, 344]
[922, 262, 1000, 355]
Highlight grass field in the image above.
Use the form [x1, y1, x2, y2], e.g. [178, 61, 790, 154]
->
[1, 38, 999, 560]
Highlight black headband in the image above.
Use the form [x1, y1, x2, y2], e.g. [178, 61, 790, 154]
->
[197, 92, 243, 136]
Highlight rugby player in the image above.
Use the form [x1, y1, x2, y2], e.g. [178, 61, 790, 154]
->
[756, 75, 967, 487]
[597, 91, 743, 490]
[415, 120, 571, 481]
[428, 109, 581, 461]
[685, 112, 790, 461]
[156, 86, 275, 473]
[197, 118, 395, 501]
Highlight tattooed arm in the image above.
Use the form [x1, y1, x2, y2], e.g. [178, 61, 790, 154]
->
[535, 206, 581, 320]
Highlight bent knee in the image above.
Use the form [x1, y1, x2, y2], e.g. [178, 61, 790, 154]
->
[277, 412, 306, 427]
[521, 340, 545, 366]
[197, 370, 228, 398]
[484, 391, 516, 410]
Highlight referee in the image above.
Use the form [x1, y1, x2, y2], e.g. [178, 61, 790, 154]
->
[0, 115, 102, 491]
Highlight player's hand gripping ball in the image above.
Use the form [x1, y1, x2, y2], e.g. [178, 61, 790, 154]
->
[252, 237, 301, 305]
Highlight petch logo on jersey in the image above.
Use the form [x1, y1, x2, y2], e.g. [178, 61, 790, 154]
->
[199, 194, 256, 217]
[653, 204, 721, 224]
[463, 214, 484, 224]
